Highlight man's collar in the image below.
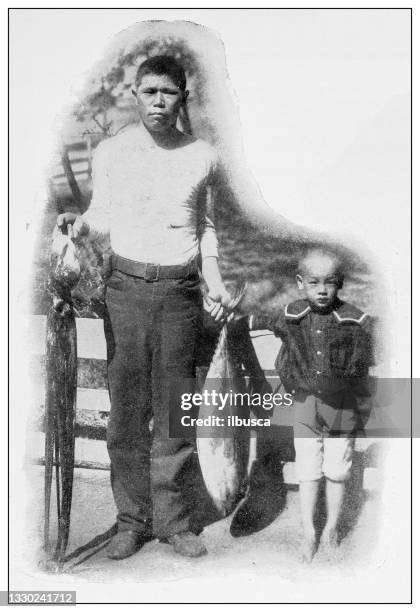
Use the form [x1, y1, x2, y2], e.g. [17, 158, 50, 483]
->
[133, 122, 187, 150]
[134, 123, 160, 149]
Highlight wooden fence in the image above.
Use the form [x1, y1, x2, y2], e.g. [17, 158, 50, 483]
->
[25, 315, 380, 489]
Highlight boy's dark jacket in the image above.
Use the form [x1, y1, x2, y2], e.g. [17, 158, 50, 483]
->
[251, 298, 374, 396]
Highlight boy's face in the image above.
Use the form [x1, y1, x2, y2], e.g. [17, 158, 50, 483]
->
[135, 73, 187, 134]
[296, 254, 342, 311]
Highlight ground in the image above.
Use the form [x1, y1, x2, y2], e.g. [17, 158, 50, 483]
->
[9, 464, 387, 604]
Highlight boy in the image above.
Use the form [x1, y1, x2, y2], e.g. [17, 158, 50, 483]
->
[249, 248, 373, 561]
[57, 56, 231, 559]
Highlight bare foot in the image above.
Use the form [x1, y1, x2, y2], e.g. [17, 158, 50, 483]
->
[321, 528, 339, 549]
[301, 534, 317, 563]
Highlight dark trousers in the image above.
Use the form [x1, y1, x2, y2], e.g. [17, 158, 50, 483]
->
[103, 267, 201, 538]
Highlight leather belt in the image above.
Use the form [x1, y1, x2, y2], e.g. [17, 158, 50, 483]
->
[111, 253, 198, 282]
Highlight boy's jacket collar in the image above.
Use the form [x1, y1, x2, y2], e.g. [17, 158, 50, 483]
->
[284, 299, 311, 320]
[284, 299, 367, 324]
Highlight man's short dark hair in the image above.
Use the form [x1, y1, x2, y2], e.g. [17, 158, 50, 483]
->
[135, 55, 187, 90]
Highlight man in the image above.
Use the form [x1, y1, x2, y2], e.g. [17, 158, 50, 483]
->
[57, 56, 231, 559]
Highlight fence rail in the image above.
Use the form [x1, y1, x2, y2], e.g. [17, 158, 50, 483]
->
[25, 315, 380, 489]
[50, 135, 105, 194]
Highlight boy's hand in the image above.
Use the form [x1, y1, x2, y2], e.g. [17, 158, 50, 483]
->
[57, 212, 87, 239]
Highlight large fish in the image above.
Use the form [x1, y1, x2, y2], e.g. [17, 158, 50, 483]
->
[43, 226, 80, 570]
[196, 292, 250, 516]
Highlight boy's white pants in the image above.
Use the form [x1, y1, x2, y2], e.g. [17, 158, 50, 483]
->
[293, 393, 359, 482]
[294, 436, 354, 482]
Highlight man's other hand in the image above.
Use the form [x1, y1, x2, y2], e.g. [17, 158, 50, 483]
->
[57, 212, 87, 239]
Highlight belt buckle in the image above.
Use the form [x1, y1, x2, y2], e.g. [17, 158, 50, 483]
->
[144, 263, 160, 282]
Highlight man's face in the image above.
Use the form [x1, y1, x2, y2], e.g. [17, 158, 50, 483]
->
[135, 73, 187, 134]
[296, 254, 342, 311]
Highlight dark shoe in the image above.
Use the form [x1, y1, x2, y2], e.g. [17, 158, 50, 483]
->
[106, 530, 149, 560]
[230, 452, 287, 538]
[167, 531, 208, 558]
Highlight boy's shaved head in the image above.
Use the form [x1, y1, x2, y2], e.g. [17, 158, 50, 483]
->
[296, 248, 344, 310]
[298, 248, 344, 283]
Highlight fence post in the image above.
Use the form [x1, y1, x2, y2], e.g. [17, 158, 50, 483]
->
[60, 146, 84, 212]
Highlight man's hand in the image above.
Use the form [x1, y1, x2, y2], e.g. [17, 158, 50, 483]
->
[201, 257, 234, 322]
[207, 285, 232, 308]
[204, 285, 235, 323]
[203, 294, 224, 323]
[57, 212, 87, 239]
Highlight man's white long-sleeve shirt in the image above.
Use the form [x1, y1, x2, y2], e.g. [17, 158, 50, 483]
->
[83, 123, 219, 265]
